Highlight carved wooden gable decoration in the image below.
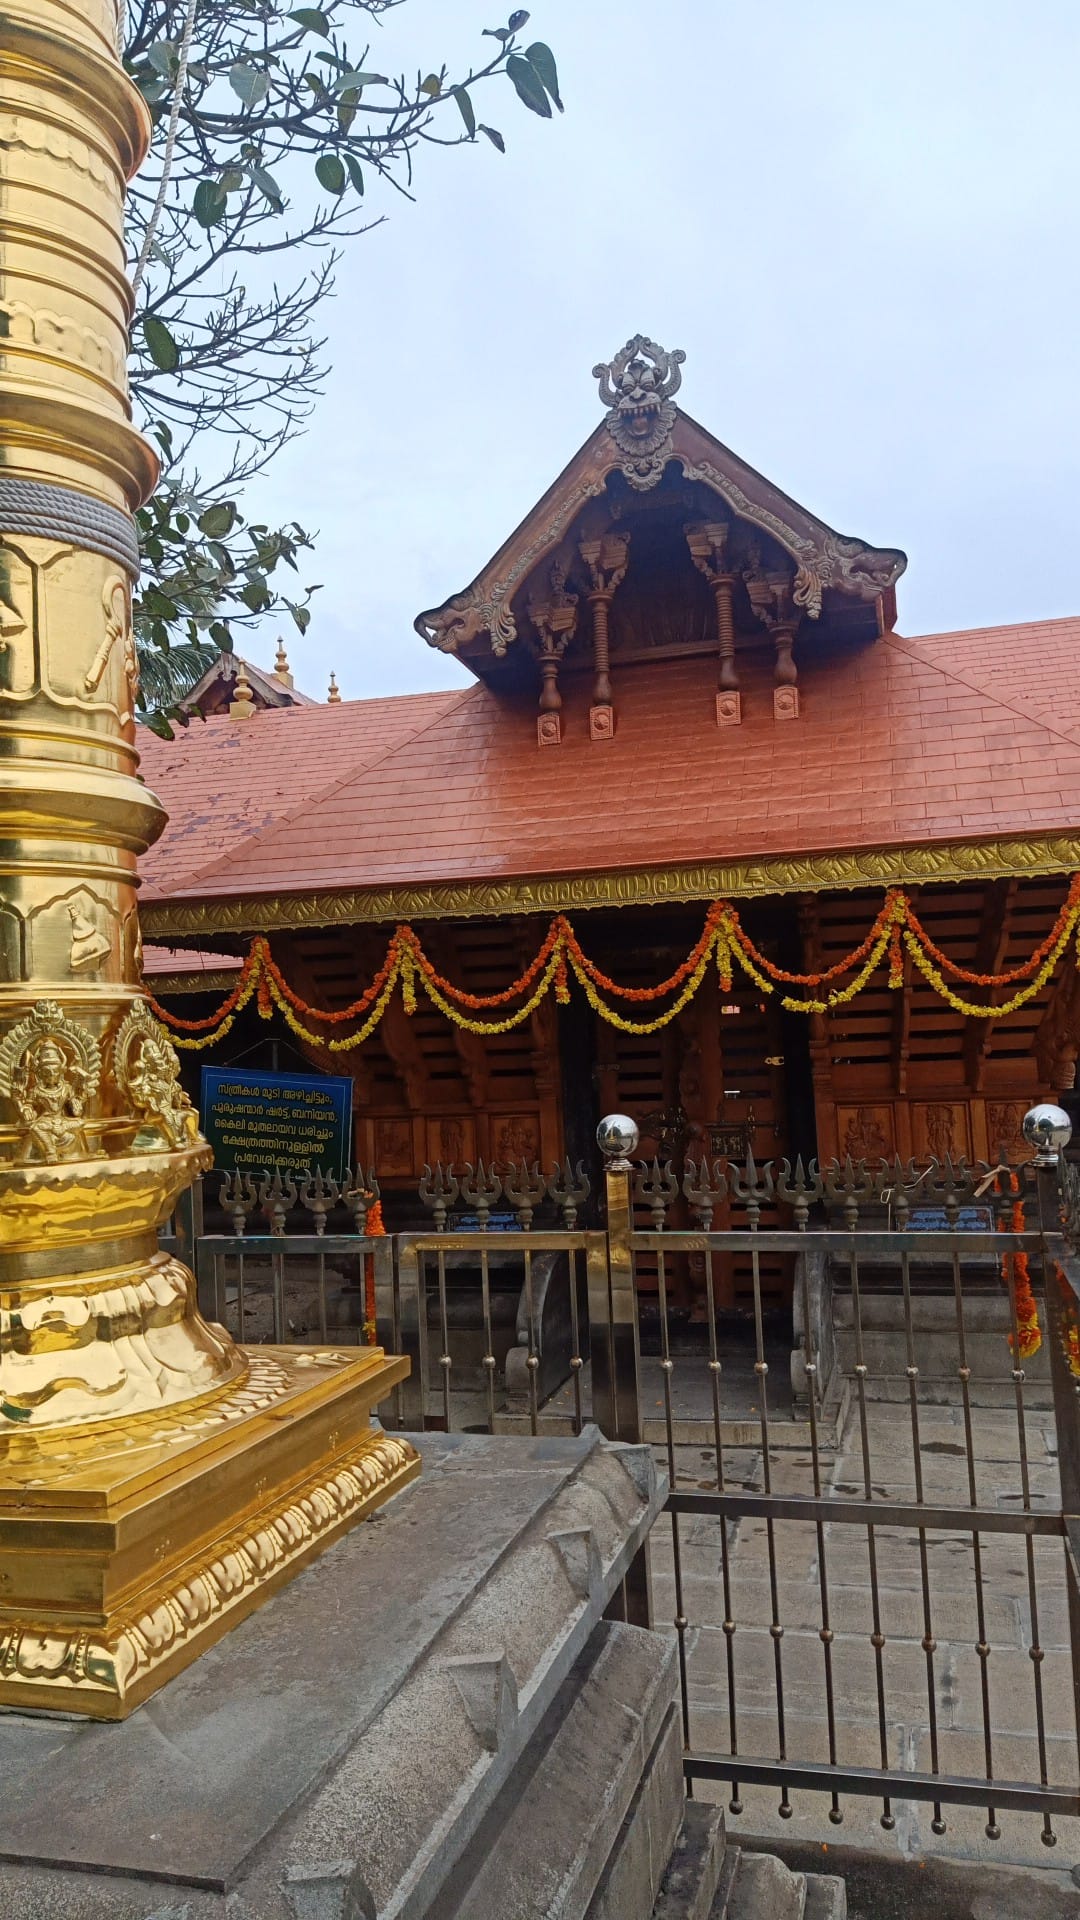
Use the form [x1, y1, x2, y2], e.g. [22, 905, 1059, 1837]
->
[415, 337, 906, 743]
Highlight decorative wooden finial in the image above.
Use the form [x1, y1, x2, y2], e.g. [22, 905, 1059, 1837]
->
[327, 671, 341, 704]
[229, 659, 256, 720]
[273, 637, 293, 688]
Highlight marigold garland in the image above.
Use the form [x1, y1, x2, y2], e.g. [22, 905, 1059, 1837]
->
[363, 1197, 385, 1346]
[999, 1174, 1041, 1360]
[1054, 1261, 1080, 1379]
[148, 877, 1080, 1051]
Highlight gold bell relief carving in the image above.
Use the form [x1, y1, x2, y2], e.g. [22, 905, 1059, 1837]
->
[68, 902, 111, 972]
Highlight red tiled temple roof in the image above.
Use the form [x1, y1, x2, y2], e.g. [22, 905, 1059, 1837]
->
[139, 690, 464, 898]
[137, 617, 1080, 913]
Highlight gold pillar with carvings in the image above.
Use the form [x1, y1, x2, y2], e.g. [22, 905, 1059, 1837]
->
[0, 0, 417, 1720]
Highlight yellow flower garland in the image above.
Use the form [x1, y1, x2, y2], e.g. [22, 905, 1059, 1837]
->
[158, 883, 1080, 1051]
[902, 920, 1073, 1018]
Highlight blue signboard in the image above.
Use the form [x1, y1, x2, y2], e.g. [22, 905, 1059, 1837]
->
[200, 1067, 352, 1181]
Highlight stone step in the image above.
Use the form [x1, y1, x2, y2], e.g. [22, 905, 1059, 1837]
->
[432, 1619, 681, 1920]
[649, 1802, 727, 1920]
[713, 1847, 847, 1920]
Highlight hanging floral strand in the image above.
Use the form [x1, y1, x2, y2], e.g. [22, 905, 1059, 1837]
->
[148, 877, 1080, 1050]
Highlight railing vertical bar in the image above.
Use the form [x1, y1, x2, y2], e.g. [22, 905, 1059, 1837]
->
[900, 1241, 945, 1834]
[523, 1246, 539, 1438]
[704, 1242, 740, 1813]
[393, 1237, 426, 1430]
[1038, 1161, 1080, 1797]
[849, 1243, 893, 1830]
[272, 1247, 285, 1344]
[800, 1258, 841, 1825]
[479, 1245, 496, 1434]
[436, 1245, 452, 1432]
[1004, 1212, 1055, 1847]
[952, 1244, 999, 1837]
[601, 1156, 648, 1627]
[750, 1228, 788, 1819]
[567, 1246, 584, 1436]
[212, 1248, 225, 1332]
[657, 1244, 690, 1748]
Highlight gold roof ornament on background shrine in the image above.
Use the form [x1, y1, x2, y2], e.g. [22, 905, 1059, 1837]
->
[414, 337, 907, 671]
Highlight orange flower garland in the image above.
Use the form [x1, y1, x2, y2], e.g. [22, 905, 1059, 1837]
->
[1054, 1262, 1080, 1379]
[147, 877, 1080, 1051]
[999, 1173, 1041, 1360]
[363, 1197, 385, 1346]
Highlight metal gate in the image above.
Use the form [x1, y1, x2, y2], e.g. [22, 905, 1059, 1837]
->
[172, 1118, 1080, 1849]
[600, 1124, 1080, 1849]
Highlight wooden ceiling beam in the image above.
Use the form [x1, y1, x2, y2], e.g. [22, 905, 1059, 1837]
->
[272, 932, 375, 1104]
[963, 878, 1017, 1092]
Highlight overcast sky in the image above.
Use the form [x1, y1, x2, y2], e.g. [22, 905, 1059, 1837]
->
[245, 0, 1080, 701]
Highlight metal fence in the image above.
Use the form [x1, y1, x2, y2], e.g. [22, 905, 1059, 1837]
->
[166, 1116, 1080, 1846]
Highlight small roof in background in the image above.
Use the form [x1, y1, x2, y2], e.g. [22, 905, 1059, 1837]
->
[178, 651, 318, 718]
[143, 945, 244, 991]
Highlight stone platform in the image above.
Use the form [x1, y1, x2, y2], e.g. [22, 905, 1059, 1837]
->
[0, 1429, 846, 1919]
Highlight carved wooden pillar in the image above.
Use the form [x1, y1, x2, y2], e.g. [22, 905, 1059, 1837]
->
[578, 531, 629, 741]
[746, 567, 801, 719]
[528, 561, 578, 747]
[797, 893, 836, 1159]
[686, 522, 741, 727]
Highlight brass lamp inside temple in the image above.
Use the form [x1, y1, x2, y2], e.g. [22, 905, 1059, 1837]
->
[0, 0, 417, 1718]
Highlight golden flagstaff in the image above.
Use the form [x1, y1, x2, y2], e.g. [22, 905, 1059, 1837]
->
[0, 0, 417, 1719]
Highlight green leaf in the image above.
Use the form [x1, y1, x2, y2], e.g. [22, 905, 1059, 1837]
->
[193, 178, 227, 228]
[452, 86, 476, 136]
[315, 153, 346, 194]
[420, 73, 442, 98]
[219, 167, 244, 194]
[197, 502, 237, 539]
[526, 42, 563, 111]
[506, 53, 551, 117]
[336, 69, 387, 90]
[479, 123, 505, 153]
[345, 152, 365, 195]
[147, 39, 178, 77]
[240, 579, 271, 613]
[142, 315, 179, 372]
[229, 62, 270, 107]
[250, 167, 284, 211]
[337, 90, 358, 133]
[134, 72, 169, 105]
[289, 6, 329, 32]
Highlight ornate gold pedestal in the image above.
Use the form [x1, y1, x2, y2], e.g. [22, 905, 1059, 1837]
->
[0, 0, 418, 1720]
[0, 1346, 418, 1718]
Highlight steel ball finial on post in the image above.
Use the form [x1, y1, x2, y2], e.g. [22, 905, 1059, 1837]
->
[1023, 1103, 1073, 1168]
[597, 1113, 640, 1171]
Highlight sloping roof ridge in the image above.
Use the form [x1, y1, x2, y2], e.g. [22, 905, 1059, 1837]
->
[167, 681, 479, 898]
[887, 620, 1080, 755]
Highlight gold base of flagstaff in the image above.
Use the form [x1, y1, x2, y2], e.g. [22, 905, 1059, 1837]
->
[0, 1344, 418, 1720]
[0, 0, 416, 1719]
